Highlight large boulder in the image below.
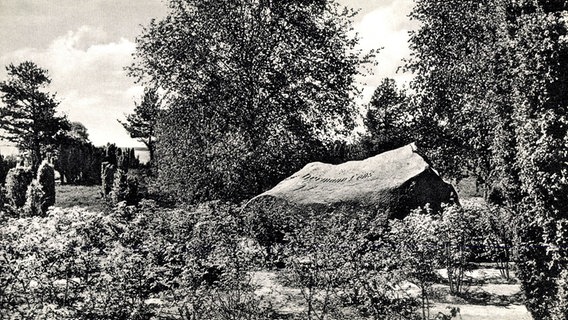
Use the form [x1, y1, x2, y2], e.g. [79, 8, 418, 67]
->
[246, 143, 458, 219]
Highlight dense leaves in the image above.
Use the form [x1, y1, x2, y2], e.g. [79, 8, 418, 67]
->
[0, 202, 272, 319]
[363, 78, 412, 155]
[54, 122, 104, 185]
[129, 0, 368, 203]
[0, 61, 69, 171]
[406, 0, 568, 318]
[119, 88, 159, 162]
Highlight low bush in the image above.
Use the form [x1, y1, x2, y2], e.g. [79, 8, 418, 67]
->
[5, 166, 33, 208]
[37, 160, 56, 208]
[23, 180, 46, 217]
[0, 201, 272, 319]
[0, 154, 18, 185]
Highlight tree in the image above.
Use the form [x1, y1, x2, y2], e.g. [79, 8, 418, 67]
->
[119, 87, 159, 161]
[508, 2, 568, 318]
[129, 0, 368, 202]
[69, 121, 90, 143]
[405, 0, 507, 186]
[0, 61, 69, 171]
[54, 122, 104, 185]
[363, 78, 411, 154]
[406, 0, 568, 318]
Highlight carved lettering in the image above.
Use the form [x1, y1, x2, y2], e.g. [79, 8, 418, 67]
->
[299, 172, 373, 183]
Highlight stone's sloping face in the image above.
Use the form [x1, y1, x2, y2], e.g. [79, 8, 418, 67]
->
[248, 143, 458, 218]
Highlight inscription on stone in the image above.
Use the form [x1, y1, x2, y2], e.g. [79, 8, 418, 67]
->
[301, 172, 373, 183]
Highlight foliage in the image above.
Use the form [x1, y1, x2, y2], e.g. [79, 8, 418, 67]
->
[553, 270, 568, 320]
[320, 138, 370, 164]
[390, 211, 440, 319]
[406, 1, 568, 318]
[111, 169, 140, 206]
[37, 160, 56, 209]
[54, 123, 104, 185]
[474, 203, 517, 280]
[405, 0, 511, 186]
[117, 147, 139, 171]
[104, 143, 118, 166]
[436, 205, 477, 295]
[129, 0, 370, 203]
[23, 180, 46, 217]
[281, 208, 422, 320]
[101, 162, 116, 198]
[0, 201, 274, 319]
[0, 154, 18, 185]
[0, 61, 70, 171]
[119, 87, 159, 162]
[507, 3, 568, 318]
[5, 166, 33, 208]
[363, 78, 412, 155]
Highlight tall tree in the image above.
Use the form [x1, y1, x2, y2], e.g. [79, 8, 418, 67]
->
[0, 61, 69, 171]
[363, 78, 411, 154]
[508, 2, 568, 318]
[119, 87, 159, 161]
[54, 121, 103, 185]
[129, 0, 367, 202]
[406, 0, 506, 185]
[407, 0, 568, 318]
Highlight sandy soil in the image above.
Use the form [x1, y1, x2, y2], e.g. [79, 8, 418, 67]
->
[251, 268, 532, 319]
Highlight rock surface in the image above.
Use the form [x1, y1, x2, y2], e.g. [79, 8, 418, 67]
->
[246, 143, 458, 219]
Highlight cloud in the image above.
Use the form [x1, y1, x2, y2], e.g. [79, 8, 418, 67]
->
[353, 0, 418, 101]
[0, 1, 418, 145]
[0, 25, 142, 147]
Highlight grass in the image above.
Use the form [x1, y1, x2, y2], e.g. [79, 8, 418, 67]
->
[55, 184, 107, 212]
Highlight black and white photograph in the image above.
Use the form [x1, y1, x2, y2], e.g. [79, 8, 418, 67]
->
[0, 0, 566, 319]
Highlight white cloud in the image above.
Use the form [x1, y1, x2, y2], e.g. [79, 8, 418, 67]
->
[0, 25, 143, 147]
[0, 1, 418, 145]
[353, 0, 418, 103]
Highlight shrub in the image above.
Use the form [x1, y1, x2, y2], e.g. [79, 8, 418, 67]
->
[553, 270, 568, 320]
[5, 166, 33, 207]
[474, 203, 517, 280]
[23, 180, 46, 217]
[390, 210, 441, 319]
[0, 202, 272, 319]
[437, 205, 477, 295]
[278, 208, 423, 320]
[101, 162, 116, 197]
[111, 169, 128, 204]
[0, 154, 18, 185]
[37, 160, 55, 208]
[125, 175, 139, 205]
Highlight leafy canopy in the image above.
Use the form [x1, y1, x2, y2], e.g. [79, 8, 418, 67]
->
[119, 87, 159, 161]
[129, 0, 369, 202]
[0, 61, 69, 171]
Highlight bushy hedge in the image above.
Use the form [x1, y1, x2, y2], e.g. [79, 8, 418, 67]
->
[5, 167, 33, 208]
[37, 160, 56, 209]
[23, 181, 45, 217]
[55, 140, 104, 185]
[1, 193, 517, 319]
[0, 154, 18, 185]
[0, 201, 272, 319]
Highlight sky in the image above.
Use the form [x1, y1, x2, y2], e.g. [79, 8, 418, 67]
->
[0, 0, 418, 147]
